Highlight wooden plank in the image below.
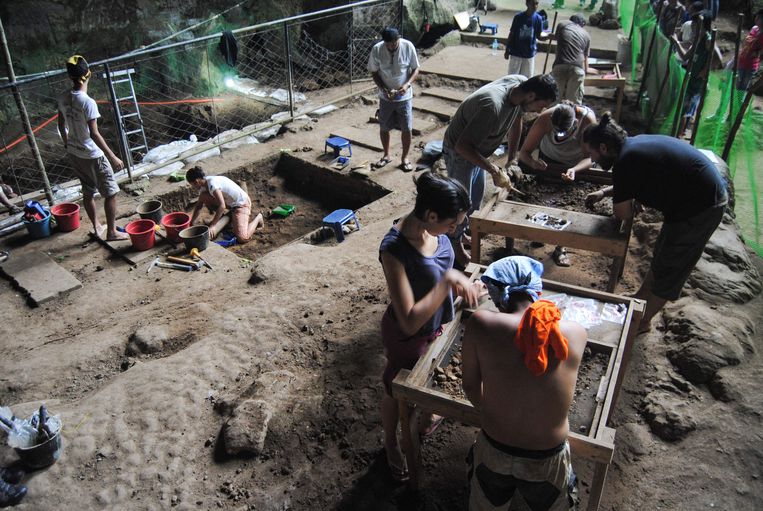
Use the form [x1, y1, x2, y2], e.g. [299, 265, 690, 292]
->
[421, 86, 469, 103]
[408, 312, 463, 385]
[412, 96, 457, 121]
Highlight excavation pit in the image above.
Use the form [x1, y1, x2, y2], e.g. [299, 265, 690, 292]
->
[155, 152, 389, 261]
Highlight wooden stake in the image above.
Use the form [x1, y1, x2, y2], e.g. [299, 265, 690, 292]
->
[636, 2, 663, 108]
[542, 11, 558, 75]
[729, 13, 745, 123]
[690, 29, 717, 145]
[722, 74, 763, 161]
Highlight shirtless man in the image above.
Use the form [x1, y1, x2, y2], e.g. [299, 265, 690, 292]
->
[462, 256, 587, 511]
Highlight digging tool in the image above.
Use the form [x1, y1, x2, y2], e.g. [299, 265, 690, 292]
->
[190, 248, 214, 270]
[167, 255, 204, 270]
[146, 257, 193, 273]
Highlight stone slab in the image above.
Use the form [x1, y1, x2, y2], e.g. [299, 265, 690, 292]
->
[330, 126, 385, 152]
[412, 96, 457, 121]
[0, 251, 82, 306]
[421, 87, 470, 103]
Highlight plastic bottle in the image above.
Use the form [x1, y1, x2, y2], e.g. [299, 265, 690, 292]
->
[491, 38, 499, 56]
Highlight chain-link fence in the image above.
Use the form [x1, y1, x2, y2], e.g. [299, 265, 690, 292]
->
[0, 0, 402, 201]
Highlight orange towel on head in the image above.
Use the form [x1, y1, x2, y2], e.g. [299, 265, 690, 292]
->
[514, 300, 569, 376]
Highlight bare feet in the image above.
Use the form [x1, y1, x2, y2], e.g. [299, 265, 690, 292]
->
[106, 230, 129, 241]
[385, 446, 409, 482]
[94, 224, 107, 239]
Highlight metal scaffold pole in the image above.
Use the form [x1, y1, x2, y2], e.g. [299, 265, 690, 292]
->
[0, 16, 55, 205]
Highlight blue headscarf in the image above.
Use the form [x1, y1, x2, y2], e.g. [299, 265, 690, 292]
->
[481, 256, 543, 309]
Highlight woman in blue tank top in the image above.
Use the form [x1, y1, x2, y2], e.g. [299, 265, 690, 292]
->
[379, 171, 485, 482]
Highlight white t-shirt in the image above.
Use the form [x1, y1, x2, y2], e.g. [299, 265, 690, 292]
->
[57, 89, 104, 159]
[367, 38, 419, 102]
[680, 20, 694, 42]
[206, 175, 248, 208]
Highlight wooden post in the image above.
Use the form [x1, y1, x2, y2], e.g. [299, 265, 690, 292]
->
[690, 29, 717, 145]
[542, 11, 558, 75]
[0, 17, 55, 205]
[671, 17, 705, 138]
[636, 2, 663, 108]
[722, 74, 763, 161]
[729, 13, 745, 123]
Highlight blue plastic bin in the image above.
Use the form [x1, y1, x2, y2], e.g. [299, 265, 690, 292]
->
[24, 210, 52, 239]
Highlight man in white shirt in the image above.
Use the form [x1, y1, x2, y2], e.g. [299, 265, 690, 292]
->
[367, 27, 420, 172]
[57, 55, 127, 240]
[186, 166, 263, 242]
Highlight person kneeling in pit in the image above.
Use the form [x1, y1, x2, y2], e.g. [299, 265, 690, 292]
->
[186, 166, 263, 242]
[518, 101, 597, 267]
[462, 256, 587, 511]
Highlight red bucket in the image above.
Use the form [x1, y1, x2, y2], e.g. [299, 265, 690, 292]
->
[50, 202, 80, 232]
[161, 212, 192, 243]
[125, 219, 156, 251]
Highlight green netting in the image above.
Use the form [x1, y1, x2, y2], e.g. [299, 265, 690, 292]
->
[622, 0, 763, 257]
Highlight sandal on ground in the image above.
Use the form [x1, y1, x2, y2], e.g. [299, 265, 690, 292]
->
[372, 156, 392, 169]
[400, 160, 414, 172]
[386, 450, 409, 483]
[552, 247, 571, 267]
[419, 414, 444, 437]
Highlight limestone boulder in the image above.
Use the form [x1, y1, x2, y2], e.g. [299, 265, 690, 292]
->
[641, 390, 697, 441]
[222, 399, 273, 457]
[663, 299, 755, 384]
[687, 222, 762, 304]
[126, 325, 169, 356]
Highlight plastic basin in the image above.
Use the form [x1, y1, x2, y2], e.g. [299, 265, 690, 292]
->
[179, 225, 209, 252]
[125, 219, 156, 251]
[50, 202, 80, 232]
[15, 428, 63, 469]
[24, 210, 52, 239]
[136, 200, 164, 224]
[161, 212, 192, 243]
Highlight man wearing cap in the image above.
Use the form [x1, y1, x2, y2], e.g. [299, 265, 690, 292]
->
[57, 55, 127, 241]
[552, 15, 597, 105]
[367, 27, 420, 172]
[462, 256, 586, 511]
[443, 74, 558, 267]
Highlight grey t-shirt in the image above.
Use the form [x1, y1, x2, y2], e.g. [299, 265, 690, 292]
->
[553, 21, 590, 69]
[443, 75, 526, 157]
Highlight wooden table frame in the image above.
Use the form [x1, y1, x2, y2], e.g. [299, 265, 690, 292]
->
[470, 195, 631, 293]
[585, 63, 626, 122]
[391, 264, 645, 510]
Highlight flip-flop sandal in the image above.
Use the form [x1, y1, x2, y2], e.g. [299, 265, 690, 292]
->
[553, 247, 571, 267]
[400, 161, 414, 172]
[372, 156, 392, 169]
[386, 452, 410, 482]
[419, 415, 444, 437]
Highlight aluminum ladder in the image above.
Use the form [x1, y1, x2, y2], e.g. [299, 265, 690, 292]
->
[103, 68, 148, 167]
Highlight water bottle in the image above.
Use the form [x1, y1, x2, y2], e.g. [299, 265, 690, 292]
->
[491, 38, 499, 56]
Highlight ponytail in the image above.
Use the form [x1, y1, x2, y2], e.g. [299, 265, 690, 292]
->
[582, 112, 628, 154]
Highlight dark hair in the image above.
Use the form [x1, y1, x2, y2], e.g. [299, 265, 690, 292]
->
[185, 166, 206, 182]
[689, 1, 703, 13]
[517, 74, 558, 103]
[412, 171, 470, 222]
[381, 27, 400, 42]
[582, 112, 628, 153]
[755, 8, 763, 20]
[551, 101, 576, 131]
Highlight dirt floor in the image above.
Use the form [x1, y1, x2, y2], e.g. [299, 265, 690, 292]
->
[1, 8, 763, 511]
